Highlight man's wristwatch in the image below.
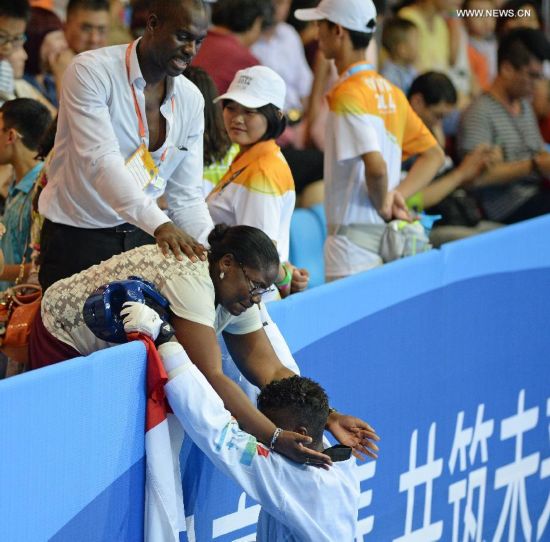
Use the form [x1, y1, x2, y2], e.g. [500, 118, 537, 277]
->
[155, 320, 176, 347]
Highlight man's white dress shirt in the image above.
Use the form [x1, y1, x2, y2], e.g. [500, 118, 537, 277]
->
[39, 39, 213, 241]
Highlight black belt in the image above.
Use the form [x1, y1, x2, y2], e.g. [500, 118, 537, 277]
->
[103, 223, 138, 233]
[45, 219, 139, 234]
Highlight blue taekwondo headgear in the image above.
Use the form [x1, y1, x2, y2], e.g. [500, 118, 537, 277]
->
[83, 276, 170, 344]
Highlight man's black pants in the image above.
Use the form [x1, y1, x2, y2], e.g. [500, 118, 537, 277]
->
[39, 219, 155, 291]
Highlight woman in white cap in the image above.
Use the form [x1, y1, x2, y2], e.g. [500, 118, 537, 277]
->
[207, 65, 309, 301]
[205, 65, 309, 402]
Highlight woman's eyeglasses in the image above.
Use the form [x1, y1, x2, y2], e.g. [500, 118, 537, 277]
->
[239, 262, 275, 297]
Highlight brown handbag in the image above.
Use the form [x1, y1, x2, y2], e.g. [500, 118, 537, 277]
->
[0, 283, 42, 365]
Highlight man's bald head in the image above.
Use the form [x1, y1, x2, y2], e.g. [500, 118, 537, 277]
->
[148, 0, 207, 22]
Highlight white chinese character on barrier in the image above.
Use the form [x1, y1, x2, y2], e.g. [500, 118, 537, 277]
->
[447, 404, 494, 542]
[394, 423, 443, 542]
[356, 460, 376, 540]
[536, 397, 550, 541]
[212, 492, 260, 541]
[493, 389, 540, 542]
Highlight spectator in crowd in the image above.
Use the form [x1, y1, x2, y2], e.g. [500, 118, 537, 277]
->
[30, 224, 378, 465]
[22, 4, 62, 106]
[459, 28, 550, 224]
[26, 115, 57, 285]
[296, 0, 444, 281]
[0, 99, 52, 289]
[447, 0, 474, 103]
[252, 0, 324, 198]
[0, 1, 31, 210]
[154, 340, 362, 541]
[406, 72, 502, 245]
[31, 0, 110, 106]
[183, 66, 239, 196]
[380, 17, 419, 94]
[408, 71, 457, 147]
[62, 0, 110, 53]
[209, 66, 308, 300]
[397, 0, 450, 74]
[534, 70, 550, 143]
[0, 1, 28, 64]
[464, 0, 498, 91]
[192, 0, 271, 94]
[494, 0, 550, 143]
[0, 60, 14, 105]
[8, 45, 56, 115]
[495, 0, 543, 36]
[252, 0, 313, 116]
[287, 0, 324, 69]
[37, 0, 213, 291]
[0, 0, 30, 105]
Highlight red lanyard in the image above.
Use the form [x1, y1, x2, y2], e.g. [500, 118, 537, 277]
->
[125, 42, 174, 163]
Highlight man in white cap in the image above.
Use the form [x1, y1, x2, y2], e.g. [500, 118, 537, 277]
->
[296, 0, 445, 281]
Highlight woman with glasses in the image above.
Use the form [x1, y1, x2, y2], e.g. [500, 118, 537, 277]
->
[30, 223, 377, 464]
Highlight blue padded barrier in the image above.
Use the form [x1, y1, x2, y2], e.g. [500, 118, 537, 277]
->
[1, 215, 550, 541]
[0, 341, 147, 542]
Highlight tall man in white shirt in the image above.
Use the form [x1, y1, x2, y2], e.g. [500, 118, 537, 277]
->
[38, 0, 214, 290]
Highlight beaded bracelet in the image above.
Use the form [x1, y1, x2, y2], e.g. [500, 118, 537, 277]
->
[270, 427, 283, 450]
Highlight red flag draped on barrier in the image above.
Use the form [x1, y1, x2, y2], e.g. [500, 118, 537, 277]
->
[127, 333, 185, 542]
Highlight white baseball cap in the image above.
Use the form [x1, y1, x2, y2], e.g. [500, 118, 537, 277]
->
[294, 0, 377, 34]
[214, 66, 286, 110]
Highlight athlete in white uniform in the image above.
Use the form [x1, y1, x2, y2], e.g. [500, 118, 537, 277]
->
[158, 340, 361, 542]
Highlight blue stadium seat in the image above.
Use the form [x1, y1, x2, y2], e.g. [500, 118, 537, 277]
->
[289, 208, 326, 288]
[309, 203, 327, 232]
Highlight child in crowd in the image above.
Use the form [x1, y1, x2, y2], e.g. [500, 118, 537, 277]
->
[398, 0, 450, 73]
[464, 0, 498, 91]
[381, 17, 419, 94]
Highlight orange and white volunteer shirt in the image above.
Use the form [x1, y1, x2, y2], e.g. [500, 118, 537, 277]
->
[207, 139, 295, 263]
[207, 140, 299, 404]
[324, 62, 437, 278]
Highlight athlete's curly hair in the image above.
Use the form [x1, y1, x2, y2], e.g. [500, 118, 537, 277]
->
[258, 376, 329, 442]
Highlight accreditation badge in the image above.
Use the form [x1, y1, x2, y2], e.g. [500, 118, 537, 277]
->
[125, 142, 160, 191]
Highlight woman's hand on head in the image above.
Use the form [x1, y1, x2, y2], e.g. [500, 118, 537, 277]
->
[274, 431, 333, 470]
